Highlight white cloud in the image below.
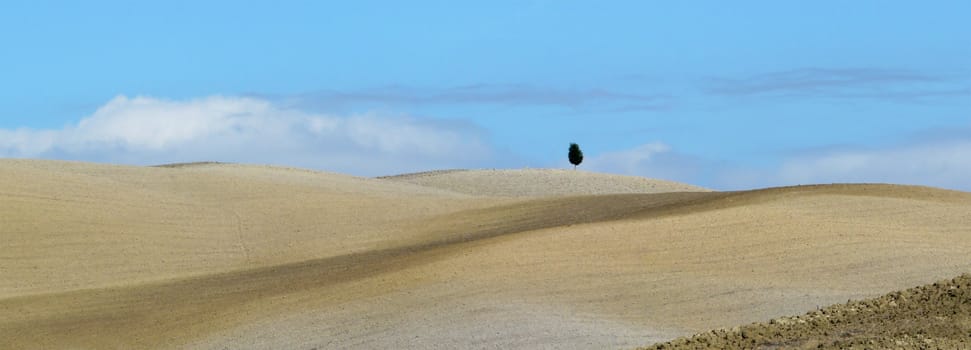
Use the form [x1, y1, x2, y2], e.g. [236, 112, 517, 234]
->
[775, 140, 971, 190]
[584, 142, 704, 183]
[585, 142, 670, 174]
[0, 95, 496, 176]
[584, 137, 971, 192]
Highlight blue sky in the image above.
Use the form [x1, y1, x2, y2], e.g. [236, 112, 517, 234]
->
[1, 1, 970, 190]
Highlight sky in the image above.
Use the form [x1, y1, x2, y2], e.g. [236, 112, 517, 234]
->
[1, 1, 970, 190]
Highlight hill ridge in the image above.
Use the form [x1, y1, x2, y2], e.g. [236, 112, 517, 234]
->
[379, 167, 712, 197]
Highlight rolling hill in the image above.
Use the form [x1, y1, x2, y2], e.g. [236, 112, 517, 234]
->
[1, 159, 970, 349]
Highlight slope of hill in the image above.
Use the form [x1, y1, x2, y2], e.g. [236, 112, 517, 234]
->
[0, 159, 501, 298]
[378, 168, 711, 197]
[641, 274, 971, 350]
[1, 159, 970, 349]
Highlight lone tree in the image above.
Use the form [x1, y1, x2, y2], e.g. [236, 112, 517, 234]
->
[568, 143, 584, 170]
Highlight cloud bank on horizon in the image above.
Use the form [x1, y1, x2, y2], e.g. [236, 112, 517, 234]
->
[2, 92, 970, 191]
[0, 96, 497, 176]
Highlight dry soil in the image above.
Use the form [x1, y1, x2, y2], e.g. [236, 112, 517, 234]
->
[1, 159, 970, 349]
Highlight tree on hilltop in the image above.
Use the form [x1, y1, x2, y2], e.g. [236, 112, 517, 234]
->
[568, 143, 583, 170]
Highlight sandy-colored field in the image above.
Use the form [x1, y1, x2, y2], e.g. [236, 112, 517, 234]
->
[2, 159, 970, 349]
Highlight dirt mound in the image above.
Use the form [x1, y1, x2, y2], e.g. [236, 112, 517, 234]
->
[375, 168, 469, 180]
[152, 161, 226, 168]
[379, 168, 711, 197]
[641, 274, 971, 350]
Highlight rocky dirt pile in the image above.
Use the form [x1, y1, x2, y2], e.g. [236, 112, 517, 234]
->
[641, 274, 971, 350]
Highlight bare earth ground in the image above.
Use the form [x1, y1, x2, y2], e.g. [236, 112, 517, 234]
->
[1, 159, 970, 349]
[642, 274, 971, 349]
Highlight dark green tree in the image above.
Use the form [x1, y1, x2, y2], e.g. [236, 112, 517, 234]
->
[568, 143, 583, 170]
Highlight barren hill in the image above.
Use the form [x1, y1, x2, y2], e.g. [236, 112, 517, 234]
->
[1, 159, 970, 349]
[378, 168, 711, 197]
